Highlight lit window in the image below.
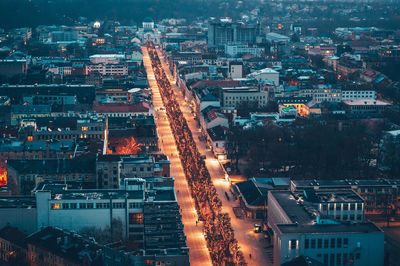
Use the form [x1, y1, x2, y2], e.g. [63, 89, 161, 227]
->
[51, 203, 61, 209]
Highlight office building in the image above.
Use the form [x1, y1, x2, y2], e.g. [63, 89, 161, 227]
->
[268, 190, 384, 266]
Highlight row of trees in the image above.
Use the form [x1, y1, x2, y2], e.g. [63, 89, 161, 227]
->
[147, 42, 246, 266]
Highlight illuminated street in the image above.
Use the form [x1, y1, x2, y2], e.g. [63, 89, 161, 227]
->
[142, 46, 212, 266]
[156, 48, 272, 266]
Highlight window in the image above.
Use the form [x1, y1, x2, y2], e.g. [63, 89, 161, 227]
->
[324, 239, 329, 248]
[343, 254, 348, 265]
[311, 239, 316, 248]
[290, 239, 297, 250]
[357, 214, 362, 220]
[350, 203, 355, 210]
[129, 202, 143, 209]
[343, 214, 348, 220]
[336, 204, 341, 210]
[337, 238, 342, 248]
[337, 254, 341, 265]
[51, 203, 61, 210]
[80, 203, 87, 209]
[62, 203, 69, 209]
[356, 253, 360, 259]
[331, 238, 335, 248]
[129, 213, 143, 224]
[330, 254, 335, 266]
[70, 203, 77, 209]
[323, 205, 327, 211]
[87, 203, 94, 209]
[343, 238, 348, 248]
[324, 254, 328, 265]
[305, 239, 309, 249]
[356, 203, 362, 210]
[329, 204, 334, 210]
[129, 227, 144, 233]
[318, 239, 322, 248]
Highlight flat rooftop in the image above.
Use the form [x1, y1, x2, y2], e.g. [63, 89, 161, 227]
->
[302, 190, 364, 203]
[0, 196, 36, 208]
[277, 222, 382, 235]
[291, 179, 400, 189]
[51, 190, 144, 201]
[343, 99, 390, 106]
[270, 191, 315, 225]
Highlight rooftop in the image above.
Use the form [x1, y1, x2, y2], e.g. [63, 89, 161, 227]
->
[7, 158, 96, 175]
[26, 227, 102, 264]
[277, 222, 382, 235]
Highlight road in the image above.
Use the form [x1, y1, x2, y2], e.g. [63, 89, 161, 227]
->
[156, 48, 272, 266]
[142, 47, 212, 266]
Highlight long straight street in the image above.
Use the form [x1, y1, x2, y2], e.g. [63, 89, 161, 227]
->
[142, 46, 212, 266]
[156, 48, 272, 266]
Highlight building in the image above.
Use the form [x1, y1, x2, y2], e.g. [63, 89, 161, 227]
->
[7, 157, 96, 195]
[299, 86, 342, 104]
[343, 99, 390, 116]
[0, 139, 76, 161]
[19, 115, 107, 142]
[268, 190, 384, 266]
[23, 94, 77, 105]
[26, 226, 103, 266]
[0, 196, 37, 234]
[207, 125, 228, 160]
[89, 54, 125, 65]
[235, 177, 290, 219]
[0, 225, 28, 265]
[222, 87, 268, 108]
[171, 52, 202, 65]
[0, 59, 28, 77]
[35, 177, 186, 249]
[229, 61, 243, 79]
[0, 84, 96, 105]
[341, 89, 377, 101]
[137, 17, 161, 45]
[291, 179, 400, 215]
[86, 63, 128, 76]
[11, 105, 52, 126]
[225, 43, 264, 57]
[96, 154, 169, 189]
[247, 68, 279, 86]
[207, 20, 259, 48]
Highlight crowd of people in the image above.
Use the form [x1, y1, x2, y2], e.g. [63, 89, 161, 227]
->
[147, 42, 246, 266]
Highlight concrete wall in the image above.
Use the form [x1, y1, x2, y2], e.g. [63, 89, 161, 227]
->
[0, 208, 37, 234]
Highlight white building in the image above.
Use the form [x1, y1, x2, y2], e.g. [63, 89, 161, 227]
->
[89, 54, 125, 64]
[36, 177, 178, 242]
[86, 64, 128, 76]
[268, 190, 384, 266]
[137, 17, 161, 45]
[225, 43, 264, 57]
[341, 90, 377, 101]
[247, 68, 279, 86]
[229, 61, 243, 79]
[222, 87, 268, 108]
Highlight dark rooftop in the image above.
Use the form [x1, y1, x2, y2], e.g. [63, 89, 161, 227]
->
[277, 222, 383, 235]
